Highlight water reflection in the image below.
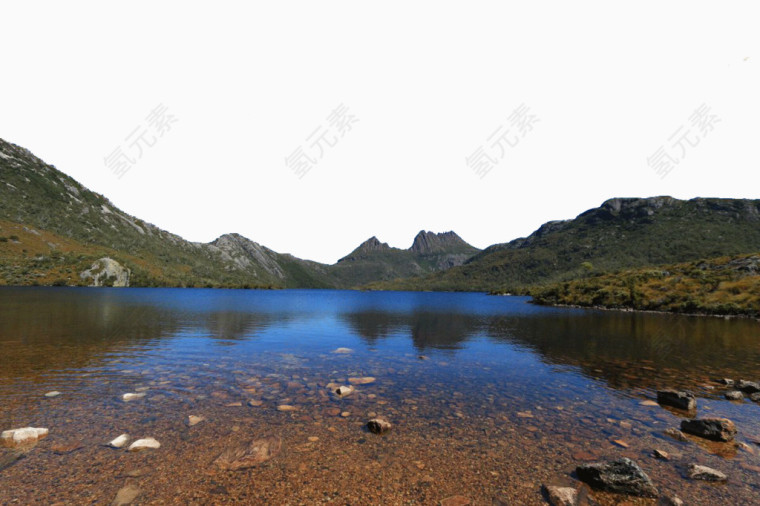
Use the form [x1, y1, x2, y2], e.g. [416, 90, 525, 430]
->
[1, 288, 759, 396]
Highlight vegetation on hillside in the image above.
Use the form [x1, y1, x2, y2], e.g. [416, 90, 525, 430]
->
[369, 197, 760, 293]
[527, 254, 760, 317]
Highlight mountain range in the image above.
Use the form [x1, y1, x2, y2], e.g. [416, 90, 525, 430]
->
[2, 136, 759, 292]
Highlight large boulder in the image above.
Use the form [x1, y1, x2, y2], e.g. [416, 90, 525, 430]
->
[680, 418, 737, 442]
[79, 257, 130, 287]
[576, 458, 658, 497]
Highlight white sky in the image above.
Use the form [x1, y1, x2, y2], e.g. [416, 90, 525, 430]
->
[1, 1, 758, 264]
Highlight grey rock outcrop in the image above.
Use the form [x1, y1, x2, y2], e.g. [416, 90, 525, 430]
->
[80, 257, 130, 287]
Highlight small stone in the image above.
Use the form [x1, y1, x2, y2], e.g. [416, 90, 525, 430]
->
[122, 393, 145, 402]
[661, 496, 685, 506]
[681, 418, 737, 442]
[51, 441, 83, 454]
[653, 449, 669, 460]
[44, 391, 62, 398]
[224, 402, 243, 407]
[127, 438, 160, 452]
[418, 355, 429, 360]
[247, 399, 263, 407]
[367, 417, 392, 434]
[277, 405, 298, 412]
[612, 439, 629, 449]
[308, 436, 319, 442]
[335, 385, 355, 397]
[516, 411, 533, 418]
[1, 427, 49, 447]
[750, 393, 760, 402]
[108, 434, 130, 448]
[340, 411, 350, 417]
[639, 400, 659, 406]
[688, 463, 727, 482]
[737, 380, 760, 393]
[135, 387, 150, 392]
[112, 485, 141, 506]
[656, 390, 696, 411]
[332, 348, 353, 354]
[542, 485, 578, 506]
[440, 495, 470, 506]
[348, 377, 376, 385]
[716, 378, 734, 386]
[188, 415, 205, 427]
[664, 428, 688, 442]
[576, 458, 658, 497]
[725, 391, 744, 400]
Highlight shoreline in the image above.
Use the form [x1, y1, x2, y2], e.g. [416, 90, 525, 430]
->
[531, 300, 760, 321]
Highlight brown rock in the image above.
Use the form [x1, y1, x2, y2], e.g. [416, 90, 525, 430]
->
[214, 436, 282, 471]
[440, 495, 470, 506]
[112, 485, 141, 505]
[542, 485, 578, 506]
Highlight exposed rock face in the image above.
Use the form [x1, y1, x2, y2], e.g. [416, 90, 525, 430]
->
[688, 464, 728, 482]
[214, 436, 282, 470]
[79, 257, 130, 287]
[410, 231, 470, 255]
[681, 418, 737, 442]
[576, 458, 658, 497]
[656, 390, 696, 411]
[209, 233, 285, 280]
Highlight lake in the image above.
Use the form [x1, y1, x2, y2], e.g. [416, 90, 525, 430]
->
[1, 287, 759, 504]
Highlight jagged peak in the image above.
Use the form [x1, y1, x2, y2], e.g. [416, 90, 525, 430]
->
[409, 230, 473, 254]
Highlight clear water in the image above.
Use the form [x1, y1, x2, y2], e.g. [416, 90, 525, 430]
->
[1, 288, 759, 504]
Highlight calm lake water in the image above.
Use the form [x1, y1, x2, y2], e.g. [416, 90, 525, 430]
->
[1, 287, 759, 504]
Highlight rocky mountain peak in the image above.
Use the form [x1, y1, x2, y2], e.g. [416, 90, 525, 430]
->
[410, 231, 469, 254]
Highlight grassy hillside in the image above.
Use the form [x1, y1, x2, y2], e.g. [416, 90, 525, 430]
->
[529, 253, 760, 317]
[369, 197, 760, 292]
[0, 138, 477, 288]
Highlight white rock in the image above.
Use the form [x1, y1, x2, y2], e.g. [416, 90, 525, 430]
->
[333, 347, 353, 354]
[44, 391, 62, 398]
[122, 393, 146, 402]
[128, 437, 160, 452]
[335, 385, 355, 397]
[108, 434, 130, 448]
[1, 427, 49, 447]
[188, 415, 205, 426]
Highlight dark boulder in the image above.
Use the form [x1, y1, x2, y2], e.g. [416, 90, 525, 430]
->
[657, 390, 696, 411]
[681, 418, 737, 442]
[576, 458, 658, 497]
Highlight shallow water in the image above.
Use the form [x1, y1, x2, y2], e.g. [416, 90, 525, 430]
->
[1, 287, 759, 504]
